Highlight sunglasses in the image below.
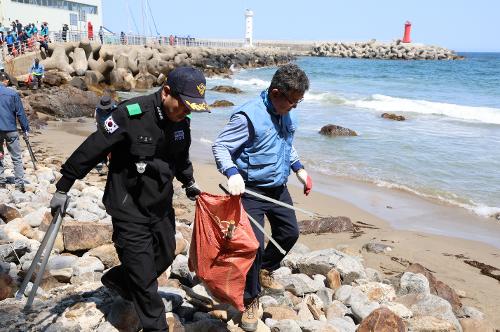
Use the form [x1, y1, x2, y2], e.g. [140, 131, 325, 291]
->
[280, 91, 304, 106]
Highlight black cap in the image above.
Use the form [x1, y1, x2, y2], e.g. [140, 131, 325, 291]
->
[166, 67, 209, 112]
[97, 95, 116, 110]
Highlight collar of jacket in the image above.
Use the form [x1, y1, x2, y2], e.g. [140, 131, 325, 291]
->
[260, 90, 279, 117]
[153, 88, 167, 123]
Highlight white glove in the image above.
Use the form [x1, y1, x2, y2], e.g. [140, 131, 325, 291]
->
[227, 174, 245, 196]
[296, 169, 313, 196]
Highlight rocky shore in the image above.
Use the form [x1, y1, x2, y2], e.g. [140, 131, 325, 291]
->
[22, 42, 296, 92]
[311, 40, 463, 60]
[0, 136, 497, 331]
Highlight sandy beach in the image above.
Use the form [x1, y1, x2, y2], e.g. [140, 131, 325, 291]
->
[33, 117, 500, 328]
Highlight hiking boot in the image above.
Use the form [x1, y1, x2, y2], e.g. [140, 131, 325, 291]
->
[101, 267, 132, 301]
[259, 269, 284, 294]
[15, 184, 25, 193]
[240, 297, 259, 332]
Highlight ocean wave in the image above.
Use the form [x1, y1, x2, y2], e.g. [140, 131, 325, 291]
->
[374, 180, 500, 218]
[345, 94, 500, 125]
[233, 78, 269, 88]
[304, 92, 346, 104]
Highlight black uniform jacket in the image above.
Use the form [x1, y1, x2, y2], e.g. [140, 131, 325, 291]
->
[56, 89, 194, 223]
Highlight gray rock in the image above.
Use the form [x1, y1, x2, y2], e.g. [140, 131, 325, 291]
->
[400, 272, 430, 295]
[269, 319, 302, 332]
[170, 254, 193, 285]
[327, 317, 356, 332]
[72, 256, 105, 276]
[351, 300, 380, 322]
[277, 273, 320, 296]
[295, 249, 366, 283]
[316, 287, 335, 308]
[362, 242, 393, 254]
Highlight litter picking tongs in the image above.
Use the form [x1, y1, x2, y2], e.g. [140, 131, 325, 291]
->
[219, 184, 316, 255]
[16, 207, 66, 310]
[22, 133, 37, 170]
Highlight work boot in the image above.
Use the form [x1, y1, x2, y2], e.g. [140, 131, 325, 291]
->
[240, 297, 259, 332]
[101, 267, 132, 301]
[259, 269, 284, 294]
[15, 184, 25, 193]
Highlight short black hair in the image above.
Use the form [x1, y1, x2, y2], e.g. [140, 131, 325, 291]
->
[0, 72, 10, 83]
[269, 63, 309, 94]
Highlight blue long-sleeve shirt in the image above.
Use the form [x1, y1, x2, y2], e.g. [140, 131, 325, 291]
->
[0, 84, 30, 132]
[212, 112, 303, 178]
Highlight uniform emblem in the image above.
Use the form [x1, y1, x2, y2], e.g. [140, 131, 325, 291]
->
[135, 161, 147, 174]
[174, 130, 185, 141]
[196, 83, 206, 96]
[104, 115, 119, 134]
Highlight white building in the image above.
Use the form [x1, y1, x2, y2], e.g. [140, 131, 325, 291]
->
[0, 0, 102, 33]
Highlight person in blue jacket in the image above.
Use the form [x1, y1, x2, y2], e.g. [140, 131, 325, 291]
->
[0, 72, 30, 192]
[30, 58, 44, 89]
[5, 31, 15, 55]
[212, 63, 313, 332]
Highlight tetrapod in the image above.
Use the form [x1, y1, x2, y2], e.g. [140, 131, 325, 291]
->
[16, 207, 65, 310]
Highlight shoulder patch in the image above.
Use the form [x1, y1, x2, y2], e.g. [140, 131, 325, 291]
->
[103, 115, 119, 134]
[126, 103, 142, 116]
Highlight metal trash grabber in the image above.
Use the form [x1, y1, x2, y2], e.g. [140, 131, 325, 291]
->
[16, 208, 65, 310]
[219, 184, 286, 255]
[244, 187, 317, 217]
[22, 133, 37, 170]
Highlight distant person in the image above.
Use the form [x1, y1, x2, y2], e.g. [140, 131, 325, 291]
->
[87, 21, 94, 41]
[38, 34, 49, 54]
[40, 22, 48, 40]
[169, 34, 174, 46]
[0, 72, 30, 192]
[30, 58, 44, 89]
[62, 24, 69, 42]
[5, 31, 15, 55]
[16, 20, 22, 35]
[98, 26, 104, 44]
[120, 31, 126, 45]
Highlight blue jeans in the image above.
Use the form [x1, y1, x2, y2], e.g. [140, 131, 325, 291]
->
[0, 131, 25, 186]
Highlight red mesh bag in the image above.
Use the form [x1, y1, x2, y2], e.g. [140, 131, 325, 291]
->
[188, 193, 259, 311]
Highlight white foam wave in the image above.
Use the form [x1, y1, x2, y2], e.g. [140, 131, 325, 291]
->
[233, 78, 269, 88]
[345, 94, 500, 125]
[374, 180, 500, 218]
[199, 137, 213, 145]
[304, 92, 346, 104]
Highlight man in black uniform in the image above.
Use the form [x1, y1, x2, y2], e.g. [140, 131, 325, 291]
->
[49, 67, 209, 332]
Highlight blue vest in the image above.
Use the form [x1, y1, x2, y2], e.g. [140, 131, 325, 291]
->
[233, 91, 297, 187]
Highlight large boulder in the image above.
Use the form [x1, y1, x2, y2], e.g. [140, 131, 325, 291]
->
[71, 47, 89, 76]
[23, 85, 99, 118]
[42, 45, 75, 74]
[0, 204, 22, 223]
[319, 124, 357, 137]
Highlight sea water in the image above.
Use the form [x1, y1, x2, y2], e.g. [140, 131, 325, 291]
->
[189, 53, 500, 219]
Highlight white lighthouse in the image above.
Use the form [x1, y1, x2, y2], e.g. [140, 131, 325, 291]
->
[244, 9, 254, 47]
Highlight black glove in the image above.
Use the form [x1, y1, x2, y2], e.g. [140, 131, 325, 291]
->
[50, 191, 70, 216]
[184, 181, 201, 201]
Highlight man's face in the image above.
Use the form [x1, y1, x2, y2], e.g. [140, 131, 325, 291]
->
[161, 86, 191, 122]
[270, 88, 305, 115]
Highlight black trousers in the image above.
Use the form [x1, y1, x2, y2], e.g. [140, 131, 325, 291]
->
[111, 215, 176, 332]
[241, 185, 299, 300]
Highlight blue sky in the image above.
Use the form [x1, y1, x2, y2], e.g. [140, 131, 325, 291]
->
[102, 0, 499, 52]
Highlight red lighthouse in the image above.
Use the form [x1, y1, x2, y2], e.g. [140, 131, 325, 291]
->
[403, 21, 412, 43]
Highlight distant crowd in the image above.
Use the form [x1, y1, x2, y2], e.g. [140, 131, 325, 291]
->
[0, 20, 50, 57]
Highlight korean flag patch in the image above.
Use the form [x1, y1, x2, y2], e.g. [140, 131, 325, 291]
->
[104, 115, 119, 134]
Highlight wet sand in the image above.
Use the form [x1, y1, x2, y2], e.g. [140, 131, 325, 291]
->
[35, 118, 500, 327]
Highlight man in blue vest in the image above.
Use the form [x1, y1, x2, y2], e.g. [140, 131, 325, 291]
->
[212, 63, 312, 331]
[0, 72, 30, 192]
